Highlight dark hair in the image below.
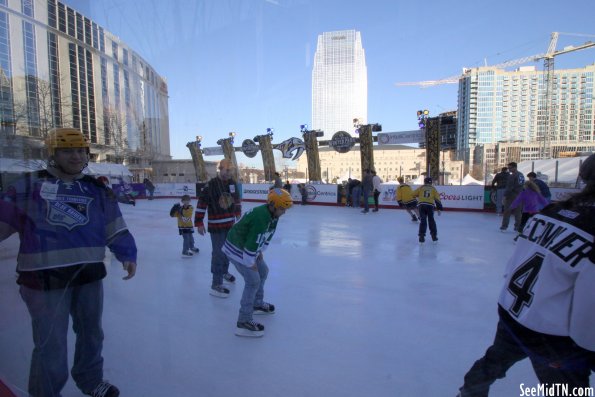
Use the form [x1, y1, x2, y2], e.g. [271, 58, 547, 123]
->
[508, 162, 517, 168]
[559, 155, 595, 209]
[527, 172, 537, 178]
[501, 167, 508, 172]
[181, 194, 191, 201]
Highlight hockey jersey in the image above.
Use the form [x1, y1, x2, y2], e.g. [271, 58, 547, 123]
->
[194, 177, 241, 233]
[171, 204, 194, 234]
[222, 205, 279, 267]
[396, 184, 417, 206]
[0, 170, 137, 288]
[498, 203, 595, 351]
[412, 185, 443, 210]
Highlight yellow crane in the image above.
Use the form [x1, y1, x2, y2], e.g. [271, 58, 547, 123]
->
[396, 32, 595, 159]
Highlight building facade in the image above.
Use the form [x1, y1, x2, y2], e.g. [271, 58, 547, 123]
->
[0, 0, 170, 180]
[312, 30, 367, 139]
[457, 64, 595, 174]
[296, 145, 465, 185]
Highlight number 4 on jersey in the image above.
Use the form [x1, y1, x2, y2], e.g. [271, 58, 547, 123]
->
[507, 253, 544, 317]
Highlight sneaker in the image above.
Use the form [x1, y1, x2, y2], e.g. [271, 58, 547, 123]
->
[191, 247, 200, 253]
[182, 251, 193, 258]
[85, 381, 120, 397]
[254, 302, 275, 315]
[209, 285, 230, 298]
[235, 320, 265, 337]
[431, 235, 438, 243]
[223, 273, 236, 283]
[419, 236, 425, 243]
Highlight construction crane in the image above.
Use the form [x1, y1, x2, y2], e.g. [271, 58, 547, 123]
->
[396, 32, 595, 159]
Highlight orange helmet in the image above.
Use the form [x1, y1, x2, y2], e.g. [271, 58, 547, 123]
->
[268, 188, 293, 209]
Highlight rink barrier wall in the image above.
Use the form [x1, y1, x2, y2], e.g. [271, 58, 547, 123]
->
[127, 183, 581, 212]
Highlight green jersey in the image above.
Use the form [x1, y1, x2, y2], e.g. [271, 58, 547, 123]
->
[222, 204, 279, 267]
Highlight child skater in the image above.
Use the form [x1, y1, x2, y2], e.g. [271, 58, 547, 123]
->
[510, 180, 549, 241]
[171, 194, 200, 257]
[395, 176, 420, 222]
[222, 188, 293, 337]
[412, 177, 443, 243]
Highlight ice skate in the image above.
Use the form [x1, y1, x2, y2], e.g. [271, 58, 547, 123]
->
[181, 251, 193, 258]
[209, 285, 230, 298]
[85, 381, 120, 397]
[419, 235, 425, 244]
[411, 215, 418, 222]
[235, 320, 265, 337]
[223, 273, 236, 283]
[254, 302, 275, 315]
[431, 235, 438, 244]
[190, 247, 200, 253]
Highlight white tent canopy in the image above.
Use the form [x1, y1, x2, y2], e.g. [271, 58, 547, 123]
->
[0, 158, 131, 177]
[461, 173, 484, 185]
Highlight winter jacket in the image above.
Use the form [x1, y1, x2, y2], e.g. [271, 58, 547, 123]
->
[194, 176, 241, 233]
[504, 171, 525, 199]
[510, 190, 549, 214]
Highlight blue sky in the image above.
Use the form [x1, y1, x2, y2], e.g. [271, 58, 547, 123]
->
[66, 0, 595, 166]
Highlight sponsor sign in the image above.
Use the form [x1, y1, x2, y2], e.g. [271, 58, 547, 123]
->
[330, 131, 356, 153]
[153, 183, 197, 197]
[377, 130, 425, 145]
[378, 184, 484, 209]
[242, 183, 338, 204]
[201, 146, 224, 156]
[241, 139, 259, 158]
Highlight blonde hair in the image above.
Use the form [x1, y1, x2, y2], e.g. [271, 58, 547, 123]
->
[524, 180, 541, 194]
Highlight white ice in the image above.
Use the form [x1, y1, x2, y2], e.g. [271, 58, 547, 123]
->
[0, 200, 542, 396]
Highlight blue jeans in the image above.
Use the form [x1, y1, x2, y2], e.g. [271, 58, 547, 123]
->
[210, 231, 230, 287]
[363, 188, 371, 211]
[495, 189, 505, 214]
[352, 186, 361, 207]
[230, 256, 269, 322]
[20, 281, 104, 396]
[182, 232, 194, 253]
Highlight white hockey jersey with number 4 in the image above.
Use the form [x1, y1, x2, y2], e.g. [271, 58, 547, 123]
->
[498, 204, 595, 351]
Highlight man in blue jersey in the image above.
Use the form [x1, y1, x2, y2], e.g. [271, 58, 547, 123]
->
[0, 128, 137, 397]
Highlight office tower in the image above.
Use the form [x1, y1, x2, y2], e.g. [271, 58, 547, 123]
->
[312, 30, 367, 138]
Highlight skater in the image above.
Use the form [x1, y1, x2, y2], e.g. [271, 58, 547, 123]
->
[222, 188, 293, 337]
[195, 159, 242, 298]
[371, 170, 383, 212]
[395, 176, 420, 222]
[510, 180, 549, 241]
[143, 177, 155, 200]
[526, 171, 551, 202]
[0, 128, 137, 397]
[412, 177, 443, 243]
[348, 178, 361, 208]
[500, 162, 524, 232]
[361, 169, 373, 213]
[457, 154, 595, 397]
[490, 167, 510, 214]
[299, 183, 308, 205]
[170, 194, 200, 257]
[272, 172, 283, 189]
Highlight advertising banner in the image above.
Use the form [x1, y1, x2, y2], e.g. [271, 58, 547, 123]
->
[154, 183, 197, 197]
[377, 130, 425, 145]
[378, 184, 485, 210]
[242, 183, 338, 204]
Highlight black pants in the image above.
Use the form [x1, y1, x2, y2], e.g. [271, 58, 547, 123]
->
[418, 205, 437, 237]
[373, 189, 380, 210]
[460, 307, 593, 397]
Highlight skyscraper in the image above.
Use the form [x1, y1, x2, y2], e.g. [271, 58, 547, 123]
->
[312, 30, 367, 138]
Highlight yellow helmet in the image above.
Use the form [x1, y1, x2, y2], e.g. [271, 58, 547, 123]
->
[268, 188, 293, 209]
[45, 128, 89, 156]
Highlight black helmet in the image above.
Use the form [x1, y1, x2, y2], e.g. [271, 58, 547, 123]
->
[424, 177, 433, 184]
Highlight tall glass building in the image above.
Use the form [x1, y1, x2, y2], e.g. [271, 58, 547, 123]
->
[456, 64, 595, 164]
[0, 0, 170, 172]
[312, 30, 367, 138]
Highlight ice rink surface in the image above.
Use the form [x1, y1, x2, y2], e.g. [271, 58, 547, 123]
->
[0, 199, 543, 396]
